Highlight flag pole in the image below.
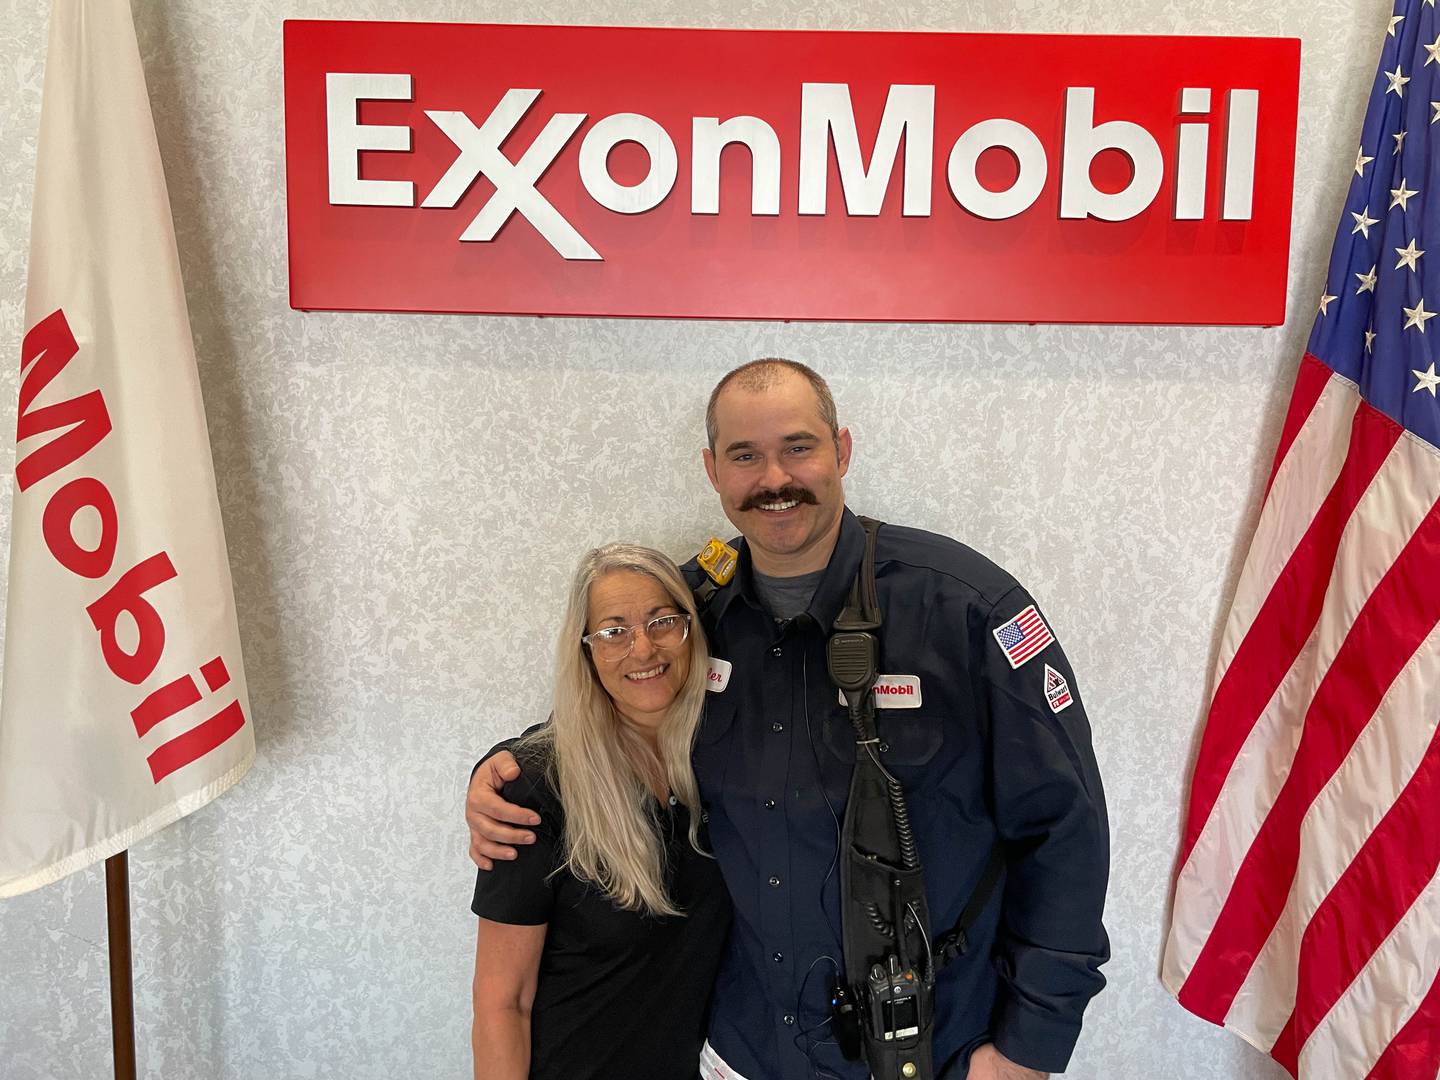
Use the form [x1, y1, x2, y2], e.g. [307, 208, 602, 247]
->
[104, 851, 137, 1080]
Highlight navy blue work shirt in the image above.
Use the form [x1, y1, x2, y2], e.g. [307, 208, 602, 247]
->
[683, 508, 1109, 1079]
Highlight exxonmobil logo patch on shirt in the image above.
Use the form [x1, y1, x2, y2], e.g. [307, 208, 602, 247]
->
[836, 675, 923, 709]
[282, 21, 1300, 324]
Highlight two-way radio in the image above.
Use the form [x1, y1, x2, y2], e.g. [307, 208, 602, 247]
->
[828, 517, 935, 1080]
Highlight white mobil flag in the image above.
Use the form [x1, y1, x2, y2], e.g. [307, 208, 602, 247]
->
[0, 0, 253, 898]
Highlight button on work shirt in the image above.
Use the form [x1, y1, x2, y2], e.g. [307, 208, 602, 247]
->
[684, 509, 1109, 1080]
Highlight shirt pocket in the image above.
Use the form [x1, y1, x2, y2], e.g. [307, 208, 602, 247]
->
[691, 698, 738, 812]
[823, 705, 946, 774]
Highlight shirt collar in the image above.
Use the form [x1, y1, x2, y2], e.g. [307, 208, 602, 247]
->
[708, 507, 865, 633]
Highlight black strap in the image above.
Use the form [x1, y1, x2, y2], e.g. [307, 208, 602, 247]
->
[832, 515, 1004, 971]
[934, 844, 1005, 967]
[834, 516, 884, 632]
[829, 517, 885, 724]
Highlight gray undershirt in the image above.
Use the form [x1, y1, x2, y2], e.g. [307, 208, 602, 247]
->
[752, 568, 825, 622]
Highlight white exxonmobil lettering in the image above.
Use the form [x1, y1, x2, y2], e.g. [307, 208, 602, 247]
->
[423, 89, 596, 258]
[324, 73, 1261, 260]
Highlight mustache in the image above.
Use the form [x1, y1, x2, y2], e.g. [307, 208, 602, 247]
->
[740, 486, 818, 512]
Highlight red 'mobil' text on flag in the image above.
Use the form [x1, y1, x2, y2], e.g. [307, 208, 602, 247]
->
[0, 0, 253, 898]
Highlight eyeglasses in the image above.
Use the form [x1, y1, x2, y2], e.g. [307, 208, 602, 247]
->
[582, 613, 691, 661]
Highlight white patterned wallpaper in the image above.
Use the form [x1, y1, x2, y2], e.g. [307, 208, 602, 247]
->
[0, 0, 1391, 1077]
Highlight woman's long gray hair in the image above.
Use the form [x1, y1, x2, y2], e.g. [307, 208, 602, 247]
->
[520, 543, 710, 917]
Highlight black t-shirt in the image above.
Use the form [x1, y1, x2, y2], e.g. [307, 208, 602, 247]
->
[471, 750, 732, 1080]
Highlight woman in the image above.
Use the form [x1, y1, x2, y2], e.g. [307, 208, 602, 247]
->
[470, 544, 731, 1080]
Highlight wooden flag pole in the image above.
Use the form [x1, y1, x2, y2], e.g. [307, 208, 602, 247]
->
[104, 851, 137, 1080]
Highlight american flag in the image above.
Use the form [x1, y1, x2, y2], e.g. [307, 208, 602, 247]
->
[992, 604, 1054, 669]
[1162, 4, 1440, 1077]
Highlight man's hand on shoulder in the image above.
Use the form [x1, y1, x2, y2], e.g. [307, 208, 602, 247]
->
[965, 1044, 1048, 1080]
[466, 750, 540, 870]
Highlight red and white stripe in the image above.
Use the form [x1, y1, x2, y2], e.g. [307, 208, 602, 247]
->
[1163, 354, 1440, 1079]
[998, 605, 1054, 667]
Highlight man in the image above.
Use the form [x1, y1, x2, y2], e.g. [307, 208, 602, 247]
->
[467, 359, 1109, 1080]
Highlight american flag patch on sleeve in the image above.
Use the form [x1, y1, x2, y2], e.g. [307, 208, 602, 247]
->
[992, 604, 1055, 669]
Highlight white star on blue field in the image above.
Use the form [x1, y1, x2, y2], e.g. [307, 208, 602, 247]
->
[1310, 0, 1440, 449]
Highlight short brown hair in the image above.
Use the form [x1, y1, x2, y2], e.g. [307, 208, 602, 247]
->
[705, 358, 840, 451]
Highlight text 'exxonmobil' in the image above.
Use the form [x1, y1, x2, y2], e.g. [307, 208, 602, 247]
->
[282, 22, 1301, 323]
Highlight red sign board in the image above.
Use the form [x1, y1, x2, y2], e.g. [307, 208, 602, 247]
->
[282, 21, 1300, 324]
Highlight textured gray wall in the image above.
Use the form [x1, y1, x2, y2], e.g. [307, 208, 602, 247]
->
[0, 0, 1391, 1077]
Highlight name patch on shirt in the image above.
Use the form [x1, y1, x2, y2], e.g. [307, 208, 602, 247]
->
[706, 657, 732, 693]
[835, 674, 923, 709]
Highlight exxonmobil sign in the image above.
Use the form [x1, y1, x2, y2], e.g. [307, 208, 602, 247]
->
[282, 21, 1300, 324]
